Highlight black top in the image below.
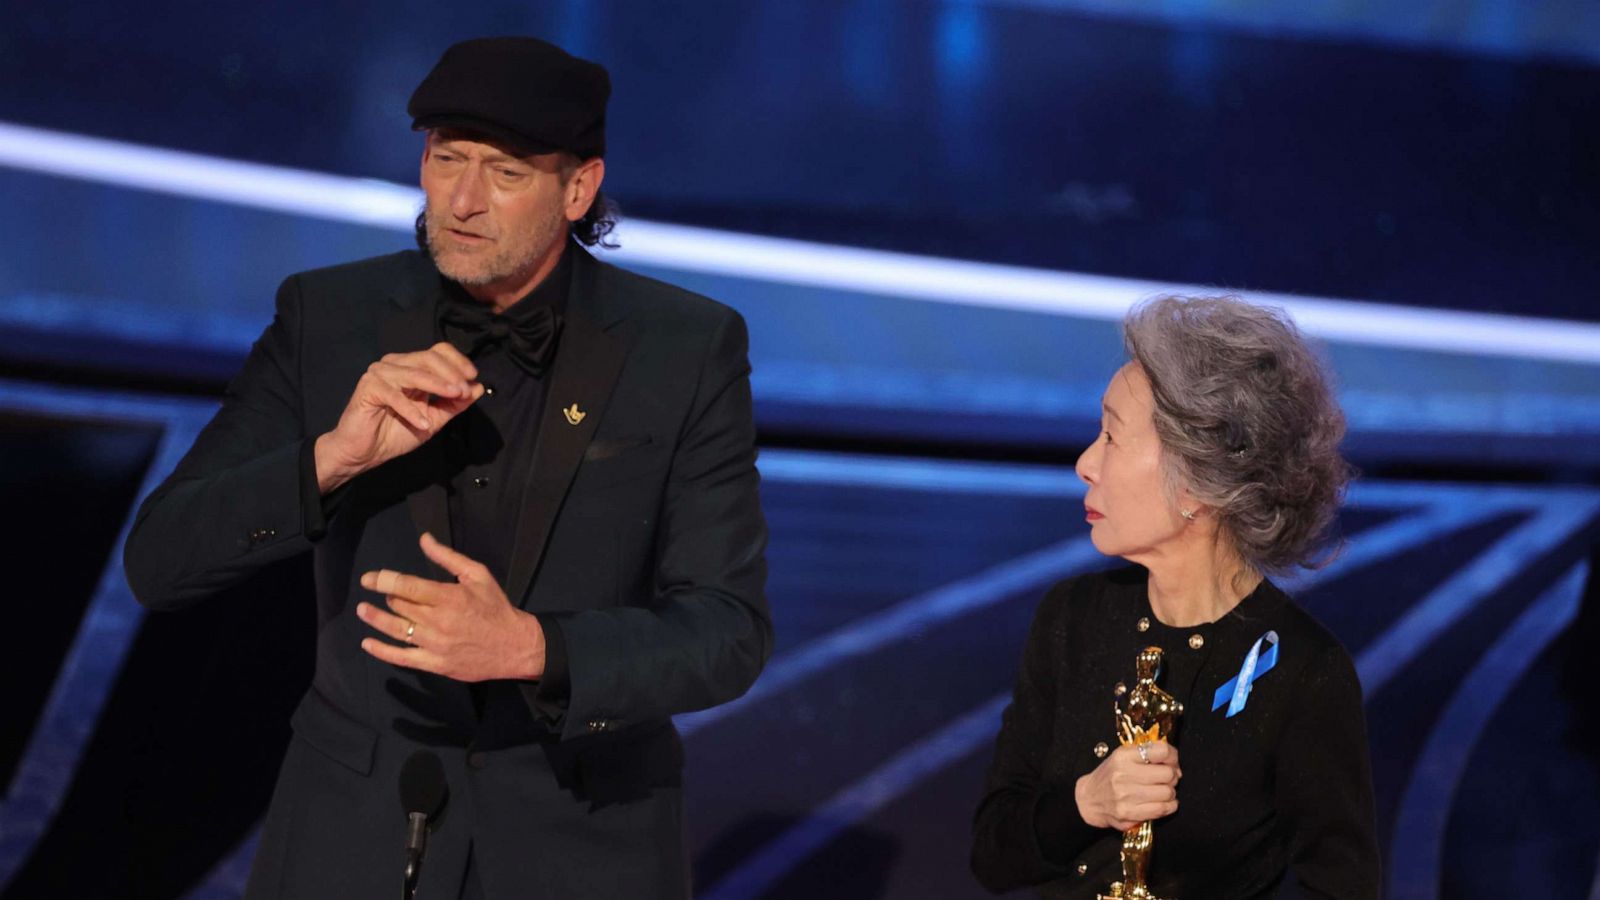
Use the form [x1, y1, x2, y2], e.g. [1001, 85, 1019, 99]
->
[436, 248, 573, 724]
[437, 246, 569, 591]
[971, 566, 1379, 899]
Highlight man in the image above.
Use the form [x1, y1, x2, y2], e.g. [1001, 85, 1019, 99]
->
[124, 37, 770, 900]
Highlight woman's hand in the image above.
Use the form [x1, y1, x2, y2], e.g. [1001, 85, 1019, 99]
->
[1074, 741, 1182, 831]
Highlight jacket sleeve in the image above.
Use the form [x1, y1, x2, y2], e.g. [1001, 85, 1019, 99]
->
[543, 307, 772, 740]
[971, 584, 1102, 893]
[1274, 643, 1382, 898]
[124, 275, 324, 610]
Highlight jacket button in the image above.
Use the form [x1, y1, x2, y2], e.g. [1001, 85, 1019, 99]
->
[1076, 863, 1088, 875]
[1189, 634, 1205, 650]
[1136, 617, 1150, 632]
[1093, 742, 1109, 758]
[587, 719, 608, 733]
[467, 751, 488, 769]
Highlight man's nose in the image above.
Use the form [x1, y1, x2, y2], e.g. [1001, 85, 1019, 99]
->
[449, 164, 489, 219]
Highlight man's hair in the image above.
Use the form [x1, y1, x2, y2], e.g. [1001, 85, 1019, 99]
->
[571, 190, 620, 247]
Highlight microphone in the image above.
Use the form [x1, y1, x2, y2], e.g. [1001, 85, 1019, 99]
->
[399, 750, 448, 900]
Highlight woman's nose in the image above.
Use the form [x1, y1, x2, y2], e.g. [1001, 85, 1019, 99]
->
[1075, 440, 1099, 484]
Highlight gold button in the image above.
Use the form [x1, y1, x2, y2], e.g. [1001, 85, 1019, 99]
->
[1114, 682, 1127, 696]
[1189, 634, 1204, 649]
[1093, 742, 1109, 758]
[1076, 863, 1088, 875]
[1136, 617, 1150, 632]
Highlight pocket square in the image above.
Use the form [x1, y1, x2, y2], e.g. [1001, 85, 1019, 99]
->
[584, 435, 654, 461]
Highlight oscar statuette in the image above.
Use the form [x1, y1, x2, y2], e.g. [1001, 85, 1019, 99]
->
[1098, 646, 1184, 900]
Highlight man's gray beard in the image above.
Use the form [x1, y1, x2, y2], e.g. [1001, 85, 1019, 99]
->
[422, 207, 560, 288]
[425, 211, 518, 285]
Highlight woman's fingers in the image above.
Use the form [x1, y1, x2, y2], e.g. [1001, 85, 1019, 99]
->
[1109, 798, 1180, 830]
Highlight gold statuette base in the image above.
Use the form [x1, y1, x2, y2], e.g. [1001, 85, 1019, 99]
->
[1097, 883, 1167, 900]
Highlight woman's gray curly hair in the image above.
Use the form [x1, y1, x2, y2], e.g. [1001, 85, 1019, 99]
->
[1123, 295, 1352, 574]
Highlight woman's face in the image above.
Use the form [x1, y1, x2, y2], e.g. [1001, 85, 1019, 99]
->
[1075, 363, 1191, 560]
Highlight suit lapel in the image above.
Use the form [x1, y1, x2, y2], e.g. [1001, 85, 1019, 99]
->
[378, 287, 454, 556]
[506, 250, 630, 608]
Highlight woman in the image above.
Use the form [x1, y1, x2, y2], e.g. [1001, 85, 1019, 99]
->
[971, 296, 1380, 898]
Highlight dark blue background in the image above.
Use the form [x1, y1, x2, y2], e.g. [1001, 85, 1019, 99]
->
[4, 2, 1599, 897]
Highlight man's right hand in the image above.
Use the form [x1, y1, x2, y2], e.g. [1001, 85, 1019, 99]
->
[314, 342, 483, 493]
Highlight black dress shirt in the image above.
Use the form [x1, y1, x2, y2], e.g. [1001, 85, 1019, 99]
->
[435, 250, 572, 726]
[971, 566, 1380, 898]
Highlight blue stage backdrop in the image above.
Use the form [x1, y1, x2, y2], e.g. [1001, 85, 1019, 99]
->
[3, 2, 1598, 897]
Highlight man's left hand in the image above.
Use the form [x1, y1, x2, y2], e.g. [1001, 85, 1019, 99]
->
[357, 532, 546, 682]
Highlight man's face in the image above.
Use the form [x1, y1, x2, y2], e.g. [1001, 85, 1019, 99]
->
[419, 130, 572, 293]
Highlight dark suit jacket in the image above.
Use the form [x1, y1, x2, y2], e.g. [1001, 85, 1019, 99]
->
[124, 246, 772, 899]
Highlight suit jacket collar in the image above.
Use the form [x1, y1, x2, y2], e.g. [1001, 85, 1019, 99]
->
[380, 244, 632, 601]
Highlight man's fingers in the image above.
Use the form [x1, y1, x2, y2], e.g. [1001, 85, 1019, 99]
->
[387, 596, 430, 622]
[434, 383, 486, 416]
[421, 385, 485, 426]
[360, 568, 445, 604]
[376, 362, 483, 430]
[356, 601, 423, 644]
[428, 342, 479, 382]
[419, 532, 487, 583]
[397, 352, 474, 398]
[374, 358, 469, 400]
[360, 636, 443, 674]
[364, 376, 435, 432]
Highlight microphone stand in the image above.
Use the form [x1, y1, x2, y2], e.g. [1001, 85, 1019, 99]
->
[403, 811, 428, 900]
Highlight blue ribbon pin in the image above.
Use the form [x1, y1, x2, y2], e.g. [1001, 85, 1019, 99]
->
[1211, 631, 1280, 718]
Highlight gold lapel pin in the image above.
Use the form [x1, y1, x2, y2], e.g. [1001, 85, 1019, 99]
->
[563, 403, 587, 426]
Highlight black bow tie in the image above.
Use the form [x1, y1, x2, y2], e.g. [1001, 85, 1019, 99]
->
[439, 301, 562, 377]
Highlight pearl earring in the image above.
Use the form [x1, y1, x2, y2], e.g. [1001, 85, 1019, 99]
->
[1180, 509, 1195, 521]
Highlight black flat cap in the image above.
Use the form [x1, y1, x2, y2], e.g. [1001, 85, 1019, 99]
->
[408, 37, 610, 158]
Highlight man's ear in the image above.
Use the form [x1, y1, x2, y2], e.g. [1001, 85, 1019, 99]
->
[566, 157, 606, 221]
